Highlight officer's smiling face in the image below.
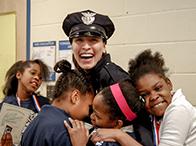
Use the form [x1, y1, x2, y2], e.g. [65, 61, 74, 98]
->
[72, 36, 106, 70]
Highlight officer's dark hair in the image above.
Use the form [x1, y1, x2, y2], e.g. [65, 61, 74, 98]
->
[99, 80, 144, 126]
[3, 59, 49, 96]
[128, 49, 169, 86]
[52, 59, 94, 100]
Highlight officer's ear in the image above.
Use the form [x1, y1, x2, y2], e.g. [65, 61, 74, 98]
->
[102, 44, 106, 53]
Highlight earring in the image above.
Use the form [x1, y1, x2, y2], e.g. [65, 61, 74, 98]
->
[139, 96, 145, 103]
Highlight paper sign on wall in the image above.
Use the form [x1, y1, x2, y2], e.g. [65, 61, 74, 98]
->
[32, 41, 56, 81]
[58, 40, 73, 66]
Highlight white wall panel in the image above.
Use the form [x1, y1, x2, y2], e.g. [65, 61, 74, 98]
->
[125, 0, 196, 15]
[170, 74, 196, 105]
[111, 9, 196, 44]
[31, 24, 66, 41]
[32, 0, 125, 25]
[108, 42, 196, 73]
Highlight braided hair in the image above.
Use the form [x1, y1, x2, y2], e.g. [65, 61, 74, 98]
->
[52, 59, 94, 100]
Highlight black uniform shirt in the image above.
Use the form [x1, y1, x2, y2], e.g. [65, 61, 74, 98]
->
[85, 54, 131, 93]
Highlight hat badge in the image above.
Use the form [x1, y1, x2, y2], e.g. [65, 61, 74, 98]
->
[81, 12, 96, 25]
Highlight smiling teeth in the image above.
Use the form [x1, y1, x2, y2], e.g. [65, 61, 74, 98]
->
[154, 102, 163, 108]
[81, 54, 93, 57]
[32, 82, 37, 86]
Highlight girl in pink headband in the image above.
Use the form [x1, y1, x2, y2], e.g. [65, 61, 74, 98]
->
[65, 81, 153, 146]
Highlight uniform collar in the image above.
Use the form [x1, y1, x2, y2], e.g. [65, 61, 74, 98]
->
[90, 53, 111, 73]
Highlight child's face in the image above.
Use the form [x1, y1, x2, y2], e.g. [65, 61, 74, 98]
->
[17, 63, 42, 94]
[136, 73, 173, 117]
[71, 92, 94, 121]
[90, 93, 117, 128]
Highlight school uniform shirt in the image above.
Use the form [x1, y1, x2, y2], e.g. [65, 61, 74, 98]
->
[20, 105, 72, 146]
[0, 94, 50, 113]
[159, 89, 196, 146]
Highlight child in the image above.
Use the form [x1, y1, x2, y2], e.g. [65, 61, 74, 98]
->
[20, 60, 94, 146]
[128, 49, 196, 146]
[0, 59, 50, 113]
[65, 81, 153, 146]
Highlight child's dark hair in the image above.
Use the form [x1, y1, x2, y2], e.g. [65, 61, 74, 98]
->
[3, 59, 49, 96]
[52, 59, 94, 99]
[128, 49, 169, 86]
[99, 80, 144, 125]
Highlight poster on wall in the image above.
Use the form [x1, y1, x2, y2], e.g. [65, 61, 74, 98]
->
[58, 40, 73, 67]
[32, 41, 56, 81]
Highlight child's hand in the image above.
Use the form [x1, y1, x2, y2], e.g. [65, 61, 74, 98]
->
[90, 129, 142, 146]
[90, 128, 116, 143]
[64, 118, 89, 146]
[0, 132, 13, 146]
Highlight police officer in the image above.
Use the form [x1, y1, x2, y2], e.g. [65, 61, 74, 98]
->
[62, 10, 153, 146]
[62, 9, 130, 93]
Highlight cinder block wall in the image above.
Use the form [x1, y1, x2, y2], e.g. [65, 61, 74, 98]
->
[31, 0, 196, 105]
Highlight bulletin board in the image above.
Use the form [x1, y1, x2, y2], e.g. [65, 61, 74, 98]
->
[58, 40, 73, 66]
[32, 41, 56, 81]
[31, 40, 72, 97]
[0, 13, 16, 100]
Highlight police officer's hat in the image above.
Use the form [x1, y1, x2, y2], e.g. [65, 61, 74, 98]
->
[62, 10, 115, 41]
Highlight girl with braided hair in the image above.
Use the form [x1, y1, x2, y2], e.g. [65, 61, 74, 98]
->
[21, 59, 94, 146]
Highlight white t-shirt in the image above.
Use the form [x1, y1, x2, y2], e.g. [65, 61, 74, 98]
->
[159, 89, 196, 146]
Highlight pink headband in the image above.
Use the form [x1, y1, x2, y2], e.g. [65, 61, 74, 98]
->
[110, 83, 137, 121]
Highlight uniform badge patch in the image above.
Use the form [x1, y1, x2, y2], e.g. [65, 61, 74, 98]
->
[81, 11, 96, 25]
